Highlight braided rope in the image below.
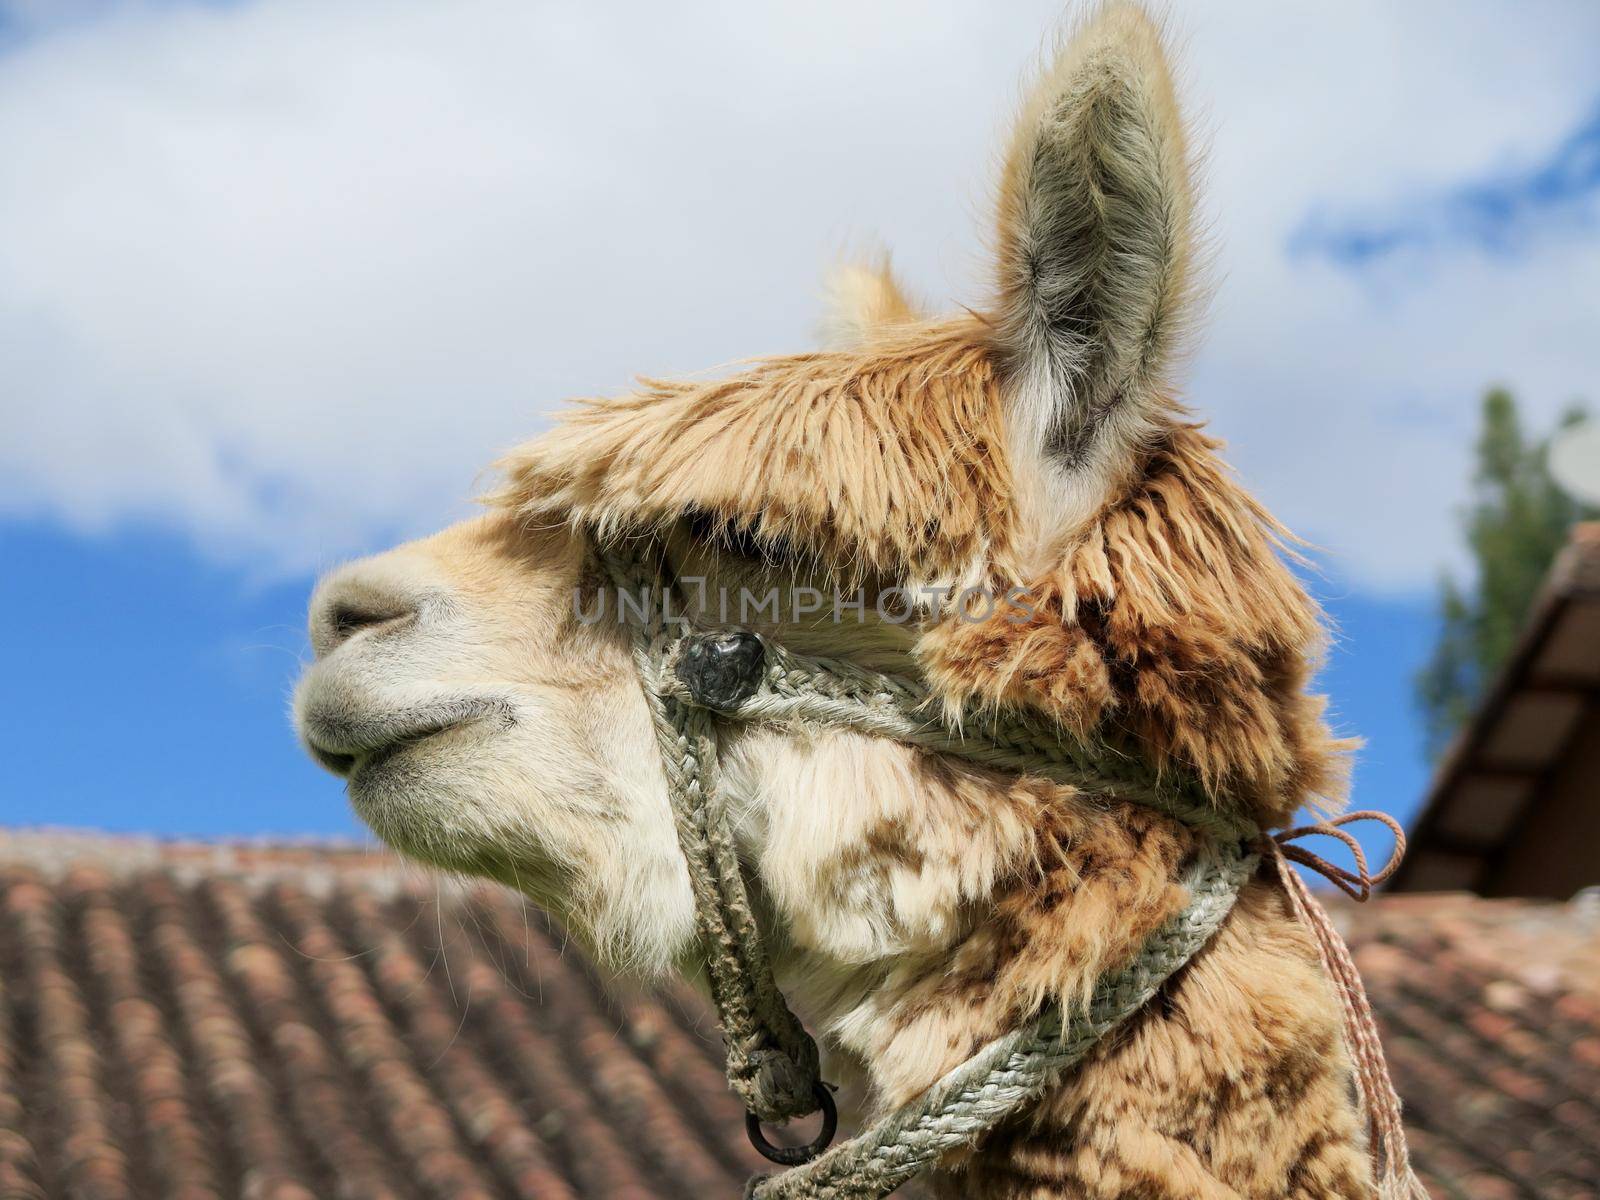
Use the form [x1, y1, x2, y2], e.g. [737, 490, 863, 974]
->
[657, 635, 1256, 845]
[603, 550, 821, 1123]
[746, 841, 1256, 1200]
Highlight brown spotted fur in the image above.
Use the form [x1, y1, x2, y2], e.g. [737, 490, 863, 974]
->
[501, 325, 1351, 829]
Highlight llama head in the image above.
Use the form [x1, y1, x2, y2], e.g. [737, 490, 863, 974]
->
[292, 3, 1348, 985]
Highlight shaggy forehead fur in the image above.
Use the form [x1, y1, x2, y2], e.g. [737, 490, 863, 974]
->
[493, 312, 1347, 828]
[494, 318, 1011, 583]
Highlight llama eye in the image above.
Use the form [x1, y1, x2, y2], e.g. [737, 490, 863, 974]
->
[684, 508, 797, 566]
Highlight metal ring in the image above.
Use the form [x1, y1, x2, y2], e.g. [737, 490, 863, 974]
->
[745, 1085, 838, 1166]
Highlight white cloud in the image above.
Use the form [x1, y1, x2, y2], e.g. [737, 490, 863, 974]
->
[1180, 0, 1600, 590]
[1, 0, 1597, 589]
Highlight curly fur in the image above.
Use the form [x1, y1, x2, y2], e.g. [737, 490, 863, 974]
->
[496, 312, 1348, 831]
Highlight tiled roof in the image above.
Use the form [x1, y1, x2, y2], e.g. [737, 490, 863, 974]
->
[2, 831, 1597, 1200]
[0, 832, 778, 1200]
[1338, 892, 1600, 1200]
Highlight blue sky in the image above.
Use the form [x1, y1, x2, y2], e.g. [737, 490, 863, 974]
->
[1293, 100, 1600, 265]
[1, 522, 336, 835]
[2, 1, 1597, 867]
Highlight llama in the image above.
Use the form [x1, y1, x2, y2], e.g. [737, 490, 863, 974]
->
[294, 7, 1415, 1197]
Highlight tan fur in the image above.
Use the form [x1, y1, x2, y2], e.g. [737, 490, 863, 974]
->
[716, 710, 1367, 1197]
[494, 317, 1012, 583]
[498, 333, 1348, 827]
[818, 257, 922, 349]
[294, 6, 1375, 1197]
[944, 880, 1371, 1199]
[920, 423, 1354, 827]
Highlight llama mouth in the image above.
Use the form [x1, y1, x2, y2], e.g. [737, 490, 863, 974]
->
[309, 722, 464, 780]
[302, 698, 516, 779]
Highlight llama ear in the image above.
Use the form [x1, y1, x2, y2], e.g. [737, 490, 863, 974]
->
[993, 4, 1197, 527]
[817, 257, 921, 348]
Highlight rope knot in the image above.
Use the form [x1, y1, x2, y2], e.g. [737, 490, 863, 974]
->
[1269, 810, 1406, 901]
[1264, 809, 1427, 1197]
[749, 1048, 816, 1119]
[729, 1039, 823, 1126]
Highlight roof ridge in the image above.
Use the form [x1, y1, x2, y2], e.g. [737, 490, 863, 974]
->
[0, 826, 414, 891]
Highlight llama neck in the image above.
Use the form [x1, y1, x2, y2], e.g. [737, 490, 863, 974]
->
[757, 878, 1377, 1199]
[931, 880, 1377, 1199]
[722, 729, 1375, 1198]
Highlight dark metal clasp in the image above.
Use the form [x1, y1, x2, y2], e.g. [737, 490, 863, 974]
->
[676, 630, 766, 711]
[745, 1084, 838, 1166]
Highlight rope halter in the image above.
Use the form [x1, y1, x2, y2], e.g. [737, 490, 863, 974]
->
[598, 538, 1426, 1200]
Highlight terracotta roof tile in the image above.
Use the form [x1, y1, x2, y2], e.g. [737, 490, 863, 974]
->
[1338, 892, 1600, 1199]
[1, 832, 1595, 1198]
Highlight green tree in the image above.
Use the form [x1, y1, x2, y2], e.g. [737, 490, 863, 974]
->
[1416, 388, 1594, 758]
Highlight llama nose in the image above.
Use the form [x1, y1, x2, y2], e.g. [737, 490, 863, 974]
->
[308, 560, 423, 658]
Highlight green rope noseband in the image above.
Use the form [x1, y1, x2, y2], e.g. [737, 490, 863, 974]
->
[599, 540, 1258, 1199]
